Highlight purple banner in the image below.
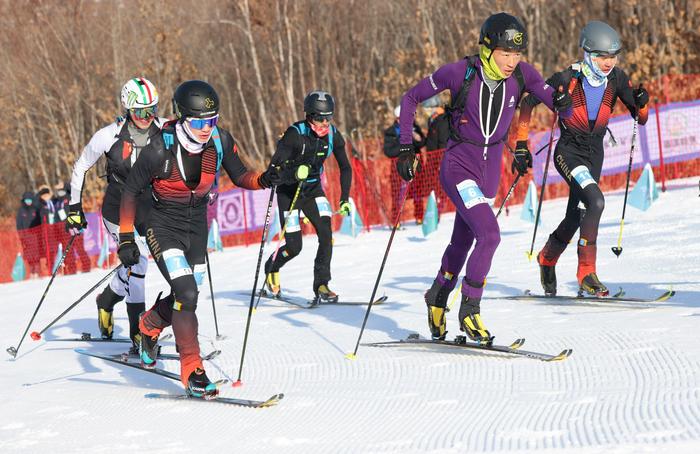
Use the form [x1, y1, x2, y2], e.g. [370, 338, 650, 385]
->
[215, 188, 273, 235]
[529, 99, 700, 186]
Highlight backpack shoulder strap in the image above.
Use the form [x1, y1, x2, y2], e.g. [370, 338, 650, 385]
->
[291, 122, 309, 136]
[162, 130, 174, 151]
[514, 65, 525, 95]
[327, 125, 335, 157]
[211, 126, 223, 172]
[449, 55, 478, 114]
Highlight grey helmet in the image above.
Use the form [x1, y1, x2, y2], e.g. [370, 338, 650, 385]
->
[579, 21, 622, 55]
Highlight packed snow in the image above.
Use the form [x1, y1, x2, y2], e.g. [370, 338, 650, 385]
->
[1, 178, 699, 454]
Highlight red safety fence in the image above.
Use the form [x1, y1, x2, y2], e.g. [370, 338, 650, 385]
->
[2, 73, 700, 283]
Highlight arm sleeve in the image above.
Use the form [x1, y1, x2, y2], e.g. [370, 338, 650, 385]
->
[221, 134, 262, 190]
[119, 144, 160, 234]
[399, 60, 462, 144]
[516, 71, 567, 141]
[333, 131, 352, 201]
[615, 69, 649, 125]
[383, 127, 401, 158]
[69, 125, 114, 205]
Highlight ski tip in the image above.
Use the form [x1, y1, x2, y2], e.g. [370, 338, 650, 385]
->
[232, 380, 243, 388]
[344, 353, 357, 360]
[509, 338, 526, 349]
[30, 331, 41, 341]
[547, 348, 573, 362]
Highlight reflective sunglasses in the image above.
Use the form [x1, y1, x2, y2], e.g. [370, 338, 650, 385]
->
[309, 113, 333, 123]
[188, 115, 219, 130]
[130, 105, 158, 119]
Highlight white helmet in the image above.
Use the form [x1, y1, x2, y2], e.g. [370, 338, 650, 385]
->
[120, 77, 159, 110]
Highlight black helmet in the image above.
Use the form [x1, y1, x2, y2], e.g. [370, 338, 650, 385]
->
[303, 91, 335, 119]
[579, 21, 622, 55]
[172, 80, 219, 119]
[479, 13, 528, 51]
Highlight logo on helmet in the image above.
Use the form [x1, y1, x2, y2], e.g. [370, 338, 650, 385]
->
[204, 98, 215, 109]
[513, 32, 523, 46]
[127, 91, 138, 108]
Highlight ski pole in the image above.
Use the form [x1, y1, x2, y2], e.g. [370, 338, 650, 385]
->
[495, 173, 522, 218]
[253, 181, 304, 311]
[612, 112, 640, 257]
[526, 112, 559, 261]
[6, 235, 76, 358]
[233, 185, 277, 387]
[29, 264, 122, 341]
[346, 175, 413, 359]
[205, 250, 222, 339]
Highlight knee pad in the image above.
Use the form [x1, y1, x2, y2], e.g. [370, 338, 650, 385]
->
[172, 286, 198, 312]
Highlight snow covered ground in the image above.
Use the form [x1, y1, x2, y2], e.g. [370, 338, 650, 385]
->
[1, 178, 699, 454]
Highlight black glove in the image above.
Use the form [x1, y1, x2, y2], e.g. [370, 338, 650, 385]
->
[511, 141, 532, 176]
[552, 86, 572, 112]
[65, 203, 87, 235]
[118, 233, 140, 267]
[258, 166, 282, 188]
[633, 86, 649, 109]
[396, 144, 417, 181]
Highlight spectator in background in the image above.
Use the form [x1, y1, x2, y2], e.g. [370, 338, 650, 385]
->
[383, 105, 426, 223]
[53, 182, 91, 274]
[16, 191, 42, 278]
[36, 184, 61, 271]
[425, 101, 451, 217]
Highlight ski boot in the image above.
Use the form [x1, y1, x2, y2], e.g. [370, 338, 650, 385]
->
[128, 333, 141, 356]
[265, 271, 281, 298]
[96, 286, 123, 339]
[311, 284, 339, 307]
[186, 367, 219, 400]
[138, 307, 165, 369]
[126, 303, 145, 355]
[537, 252, 557, 296]
[424, 278, 452, 340]
[458, 296, 493, 345]
[579, 273, 609, 297]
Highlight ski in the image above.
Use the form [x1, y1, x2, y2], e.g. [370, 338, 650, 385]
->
[51, 333, 173, 343]
[117, 350, 221, 362]
[363, 333, 571, 362]
[144, 392, 284, 408]
[75, 348, 280, 408]
[256, 290, 388, 309]
[495, 288, 675, 305]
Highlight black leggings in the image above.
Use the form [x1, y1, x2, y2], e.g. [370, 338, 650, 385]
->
[265, 186, 333, 290]
[143, 205, 208, 378]
[550, 139, 605, 247]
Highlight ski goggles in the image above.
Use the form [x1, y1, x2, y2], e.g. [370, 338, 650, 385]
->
[130, 105, 158, 119]
[187, 115, 219, 130]
[309, 113, 333, 123]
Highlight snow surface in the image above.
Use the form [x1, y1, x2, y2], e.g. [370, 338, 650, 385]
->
[1, 178, 699, 454]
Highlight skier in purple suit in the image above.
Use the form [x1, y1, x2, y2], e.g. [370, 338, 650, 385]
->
[395, 13, 572, 344]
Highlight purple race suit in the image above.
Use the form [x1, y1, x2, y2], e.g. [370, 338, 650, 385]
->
[399, 57, 568, 298]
